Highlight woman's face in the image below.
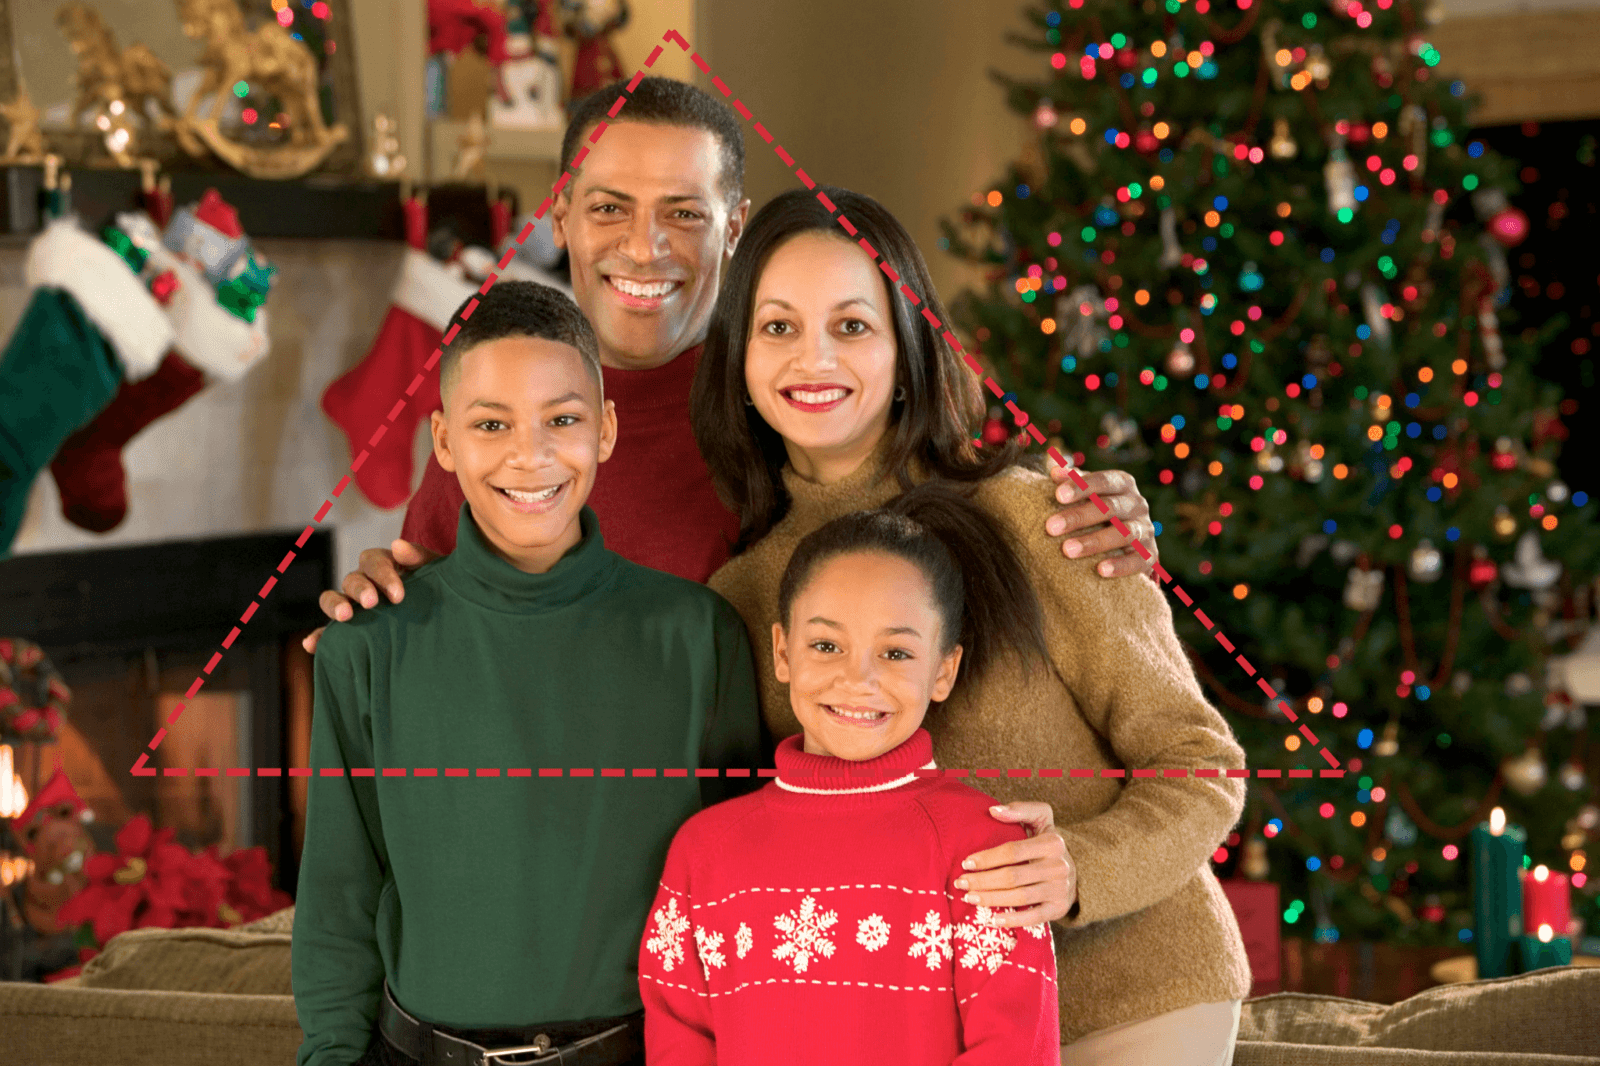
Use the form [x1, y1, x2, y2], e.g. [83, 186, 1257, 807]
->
[773, 551, 962, 762]
[743, 232, 899, 483]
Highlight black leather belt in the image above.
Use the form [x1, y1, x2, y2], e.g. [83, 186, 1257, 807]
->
[377, 981, 644, 1066]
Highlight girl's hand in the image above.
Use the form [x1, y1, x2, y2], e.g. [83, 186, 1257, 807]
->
[1044, 464, 1159, 579]
[954, 801, 1078, 927]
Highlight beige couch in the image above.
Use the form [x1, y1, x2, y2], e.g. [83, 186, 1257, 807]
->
[4, 909, 1598, 1066]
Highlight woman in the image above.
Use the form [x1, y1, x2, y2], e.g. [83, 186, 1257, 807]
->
[690, 186, 1250, 1066]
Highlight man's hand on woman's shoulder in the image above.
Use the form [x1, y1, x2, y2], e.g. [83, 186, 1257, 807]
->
[300, 539, 442, 653]
[1041, 461, 1159, 579]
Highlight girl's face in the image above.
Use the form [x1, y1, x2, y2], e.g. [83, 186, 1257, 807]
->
[773, 551, 962, 761]
[743, 232, 899, 484]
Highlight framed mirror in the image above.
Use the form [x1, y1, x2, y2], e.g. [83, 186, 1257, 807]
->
[0, 0, 364, 178]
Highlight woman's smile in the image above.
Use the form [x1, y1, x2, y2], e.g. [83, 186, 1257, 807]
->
[780, 382, 854, 412]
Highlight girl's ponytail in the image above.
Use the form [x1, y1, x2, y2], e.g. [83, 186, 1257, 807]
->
[777, 479, 1055, 698]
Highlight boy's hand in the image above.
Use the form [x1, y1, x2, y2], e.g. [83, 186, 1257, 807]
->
[955, 802, 1077, 927]
[300, 539, 440, 653]
[1044, 463, 1158, 579]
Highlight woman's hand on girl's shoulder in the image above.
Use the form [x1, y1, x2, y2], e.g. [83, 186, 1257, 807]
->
[954, 801, 1078, 927]
[1040, 461, 1159, 579]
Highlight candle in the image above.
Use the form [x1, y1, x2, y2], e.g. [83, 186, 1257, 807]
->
[1520, 920, 1573, 972]
[1470, 807, 1525, 979]
[1522, 864, 1572, 942]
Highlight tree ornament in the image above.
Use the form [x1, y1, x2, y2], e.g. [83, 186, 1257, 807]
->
[1559, 761, 1586, 792]
[1452, 670, 1473, 695]
[1294, 440, 1325, 483]
[1057, 285, 1110, 358]
[1167, 341, 1195, 375]
[1424, 197, 1447, 237]
[1324, 135, 1358, 214]
[1360, 283, 1392, 348]
[1554, 625, 1600, 704]
[1241, 838, 1269, 880]
[1034, 101, 1059, 130]
[0, 638, 72, 740]
[1262, 19, 1291, 90]
[1296, 533, 1329, 568]
[1159, 206, 1183, 269]
[1385, 805, 1417, 845]
[1099, 411, 1140, 450]
[1408, 539, 1444, 583]
[1502, 747, 1547, 796]
[1305, 44, 1332, 87]
[1330, 540, 1362, 566]
[1371, 51, 1394, 88]
[1504, 672, 1533, 697]
[1373, 720, 1400, 757]
[1501, 531, 1562, 590]
[1270, 117, 1297, 160]
[1577, 804, 1600, 832]
[1469, 546, 1498, 588]
[1255, 441, 1283, 473]
[1475, 296, 1507, 370]
[1344, 565, 1385, 611]
[1473, 188, 1530, 248]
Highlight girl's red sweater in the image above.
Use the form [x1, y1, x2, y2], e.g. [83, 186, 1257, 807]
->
[638, 729, 1059, 1065]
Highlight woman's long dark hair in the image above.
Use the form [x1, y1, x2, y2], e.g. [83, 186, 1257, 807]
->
[691, 185, 1036, 554]
[777, 480, 1056, 696]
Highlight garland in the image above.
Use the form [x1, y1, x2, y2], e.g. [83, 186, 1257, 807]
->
[0, 638, 70, 741]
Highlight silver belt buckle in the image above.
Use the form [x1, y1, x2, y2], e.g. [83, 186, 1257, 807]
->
[480, 1034, 555, 1064]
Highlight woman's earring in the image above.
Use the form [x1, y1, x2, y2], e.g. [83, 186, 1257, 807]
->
[744, 393, 755, 406]
[894, 385, 906, 401]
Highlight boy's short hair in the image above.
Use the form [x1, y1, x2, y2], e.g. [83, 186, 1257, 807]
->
[561, 76, 746, 207]
[439, 282, 602, 407]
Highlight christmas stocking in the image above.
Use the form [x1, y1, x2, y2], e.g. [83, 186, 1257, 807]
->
[48, 198, 273, 534]
[321, 197, 475, 509]
[1, 220, 173, 554]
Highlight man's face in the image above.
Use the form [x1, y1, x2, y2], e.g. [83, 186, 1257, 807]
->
[552, 121, 749, 370]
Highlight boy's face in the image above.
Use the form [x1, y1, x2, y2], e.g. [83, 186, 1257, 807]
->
[431, 337, 617, 574]
[552, 121, 749, 371]
[773, 552, 962, 762]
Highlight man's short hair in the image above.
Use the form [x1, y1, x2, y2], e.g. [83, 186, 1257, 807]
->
[560, 76, 746, 206]
[439, 282, 602, 407]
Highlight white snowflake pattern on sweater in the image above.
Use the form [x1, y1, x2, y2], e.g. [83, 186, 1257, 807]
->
[645, 896, 690, 972]
[772, 895, 838, 974]
[908, 910, 953, 970]
[735, 922, 753, 959]
[856, 913, 891, 952]
[954, 906, 1018, 974]
[695, 926, 727, 971]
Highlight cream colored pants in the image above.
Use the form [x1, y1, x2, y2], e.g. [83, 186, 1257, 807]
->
[1059, 999, 1242, 1066]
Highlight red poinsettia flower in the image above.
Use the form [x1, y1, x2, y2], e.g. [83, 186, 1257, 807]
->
[57, 814, 196, 947]
[209, 845, 293, 924]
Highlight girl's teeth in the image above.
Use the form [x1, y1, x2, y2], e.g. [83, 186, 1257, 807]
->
[790, 389, 848, 403]
[612, 278, 676, 298]
[830, 706, 884, 721]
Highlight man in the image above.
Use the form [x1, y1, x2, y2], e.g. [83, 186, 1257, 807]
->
[309, 76, 1160, 635]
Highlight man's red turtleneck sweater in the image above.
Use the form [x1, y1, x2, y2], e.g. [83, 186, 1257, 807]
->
[400, 344, 740, 583]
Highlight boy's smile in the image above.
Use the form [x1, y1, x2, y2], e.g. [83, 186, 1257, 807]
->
[431, 337, 616, 574]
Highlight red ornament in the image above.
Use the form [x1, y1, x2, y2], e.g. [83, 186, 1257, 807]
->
[1115, 47, 1137, 70]
[1348, 123, 1370, 145]
[191, 189, 244, 239]
[1490, 451, 1518, 471]
[982, 418, 1008, 444]
[1469, 555, 1498, 588]
[149, 270, 180, 304]
[1135, 129, 1160, 153]
[1487, 206, 1530, 247]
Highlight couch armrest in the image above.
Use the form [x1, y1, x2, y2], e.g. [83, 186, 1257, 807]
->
[0, 983, 301, 1066]
[1235, 1042, 1600, 1066]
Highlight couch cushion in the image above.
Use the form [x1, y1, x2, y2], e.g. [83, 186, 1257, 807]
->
[1240, 967, 1600, 1058]
[75, 925, 292, 996]
[1234, 1043, 1600, 1066]
[0, 983, 301, 1066]
[237, 906, 295, 936]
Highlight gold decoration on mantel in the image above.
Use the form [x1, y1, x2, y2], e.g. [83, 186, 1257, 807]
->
[172, 0, 349, 179]
[453, 113, 489, 179]
[56, 3, 177, 131]
[0, 81, 46, 163]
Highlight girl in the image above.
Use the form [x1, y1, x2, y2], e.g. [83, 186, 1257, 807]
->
[689, 186, 1250, 1065]
[638, 480, 1060, 1065]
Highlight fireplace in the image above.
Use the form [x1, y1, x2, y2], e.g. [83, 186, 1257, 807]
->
[0, 529, 332, 896]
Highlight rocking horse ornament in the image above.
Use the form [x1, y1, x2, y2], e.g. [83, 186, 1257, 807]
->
[173, 0, 349, 179]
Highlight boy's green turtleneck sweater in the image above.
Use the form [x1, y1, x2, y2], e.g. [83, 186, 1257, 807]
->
[292, 504, 764, 1066]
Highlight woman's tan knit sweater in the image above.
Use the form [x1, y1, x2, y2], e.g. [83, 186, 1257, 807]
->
[707, 438, 1252, 1044]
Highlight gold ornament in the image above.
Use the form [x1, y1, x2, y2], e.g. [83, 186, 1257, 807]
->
[1344, 565, 1385, 611]
[1270, 117, 1297, 160]
[1502, 746, 1548, 796]
[0, 81, 46, 163]
[174, 0, 349, 179]
[1492, 505, 1517, 539]
[1167, 341, 1195, 375]
[1241, 838, 1269, 880]
[1408, 539, 1444, 582]
[453, 113, 490, 179]
[1373, 720, 1399, 757]
[366, 113, 407, 179]
[56, 3, 176, 132]
[1305, 44, 1332, 88]
[1174, 492, 1221, 546]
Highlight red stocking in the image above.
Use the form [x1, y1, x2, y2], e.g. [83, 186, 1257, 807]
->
[321, 198, 475, 510]
[49, 352, 205, 532]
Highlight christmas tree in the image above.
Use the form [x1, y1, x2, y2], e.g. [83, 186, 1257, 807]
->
[941, 0, 1600, 947]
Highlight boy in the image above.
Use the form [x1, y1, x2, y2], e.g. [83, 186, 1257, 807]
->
[292, 282, 764, 1066]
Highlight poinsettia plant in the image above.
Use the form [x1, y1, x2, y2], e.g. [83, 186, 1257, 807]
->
[46, 813, 292, 981]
